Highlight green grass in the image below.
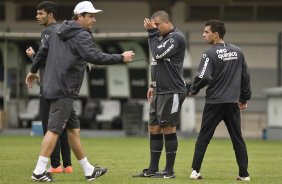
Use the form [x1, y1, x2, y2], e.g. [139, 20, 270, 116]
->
[0, 135, 281, 184]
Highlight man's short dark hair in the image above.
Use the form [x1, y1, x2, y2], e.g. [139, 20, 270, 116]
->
[72, 12, 87, 20]
[37, 1, 57, 19]
[151, 10, 170, 22]
[205, 19, 226, 39]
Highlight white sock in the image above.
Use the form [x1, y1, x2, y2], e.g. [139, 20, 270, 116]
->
[79, 157, 94, 176]
[33, 156, 49, 175]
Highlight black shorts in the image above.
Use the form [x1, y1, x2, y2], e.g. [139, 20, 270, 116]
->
[149, 93, 186, 127]
[47, 98, 80, 134]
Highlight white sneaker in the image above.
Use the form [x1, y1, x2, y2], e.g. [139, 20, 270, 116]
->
[190, 170, 202, 180]
[237, 176, 250, 181]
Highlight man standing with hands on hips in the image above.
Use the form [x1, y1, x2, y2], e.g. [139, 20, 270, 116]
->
[133, 10, 187, 179]
[26, 1, 135, 182]
[189, 19, 251, 181]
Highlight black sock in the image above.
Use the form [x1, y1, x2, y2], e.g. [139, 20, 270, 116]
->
[148, 133, 163, 172]
[164, 133, 178, 173]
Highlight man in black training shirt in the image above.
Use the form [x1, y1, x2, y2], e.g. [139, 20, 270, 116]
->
[133, 10, 187, 179]
[189, 19, 251, 181]
[26, 1, 73, 174]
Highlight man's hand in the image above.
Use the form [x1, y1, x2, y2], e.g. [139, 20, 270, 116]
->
[147, 87, 154, 102]
[238, 102, 247, 110]
[122, 51, 135, 63]
[144, 18, 157, 30]
[25, 72, 40, 88]
[26, 47, 35, 57]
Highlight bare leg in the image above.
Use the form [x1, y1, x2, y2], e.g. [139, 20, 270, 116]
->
[40, 131, 59, 157]
[33, 131, 59, 175]
[67, 128, 85, 160]
[67, 128, 95, 176]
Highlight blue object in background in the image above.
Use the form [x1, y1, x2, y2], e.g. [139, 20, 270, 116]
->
[30, 121, 43, 136]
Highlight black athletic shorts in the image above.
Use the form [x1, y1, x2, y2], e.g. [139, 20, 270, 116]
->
[149, 93, 186, 127]
[47, 98, 80, 134]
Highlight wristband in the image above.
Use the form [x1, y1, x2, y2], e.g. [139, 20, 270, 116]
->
[150, 83, 157, 88]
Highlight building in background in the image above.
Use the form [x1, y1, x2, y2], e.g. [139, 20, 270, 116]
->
[1, 0, 282, 138]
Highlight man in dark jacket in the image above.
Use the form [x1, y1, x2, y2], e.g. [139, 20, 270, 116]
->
[26, 1, 134, 182]
[26, 1, 73, 174]
[133, 10, 187, 179]
[189, 19, 251, 181]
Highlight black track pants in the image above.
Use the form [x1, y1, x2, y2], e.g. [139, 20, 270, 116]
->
[191, 103, 249, 177]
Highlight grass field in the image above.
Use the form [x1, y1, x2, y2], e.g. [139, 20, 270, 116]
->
[0, 135, 281, 184]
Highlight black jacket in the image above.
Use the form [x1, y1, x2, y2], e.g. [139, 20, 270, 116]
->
[29, 23, 58, 90]
[31, 20, 124, 99]
[190, 43, 251, 104]
[148, 27, 187, 94]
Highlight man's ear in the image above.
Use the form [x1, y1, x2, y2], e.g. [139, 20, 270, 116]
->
[48, 12, 54, 19]
[214, 32, 220, 39]
[77, 14, 83, 20]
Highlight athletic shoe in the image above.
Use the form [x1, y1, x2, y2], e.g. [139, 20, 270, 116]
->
[31, 171, 53, 182]
[63, 166, 73, 174]
[237, 176, 251, 181]
[85, 167, 107, 181]
[132, 169, 158, 177]
[47, 166, 63, 174]
[190, 170, 202, 180]
[152, 170, 175, 178]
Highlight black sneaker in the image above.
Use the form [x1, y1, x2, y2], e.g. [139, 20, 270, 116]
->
[85, 167, 107, 181]
[152, 170, 175, 179]
[132, 169, 158, 177]
[31, 171, 53, 182]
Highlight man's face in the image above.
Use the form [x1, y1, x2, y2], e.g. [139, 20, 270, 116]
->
[151, 17, 169, 36]
[36, 9, 49, 26]
[79, 13, 96, 30]
[203, 25, 217, 44]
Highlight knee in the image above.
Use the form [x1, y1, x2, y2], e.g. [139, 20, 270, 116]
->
[163, 126, 176, 135]
[196, 138, 210, 147]
[148, 125, 162, 134]
[67, 128, 80, 137]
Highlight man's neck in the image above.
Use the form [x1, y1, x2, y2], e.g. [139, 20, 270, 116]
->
[213, 38, 224, 45]
[46, 20, 56, 27]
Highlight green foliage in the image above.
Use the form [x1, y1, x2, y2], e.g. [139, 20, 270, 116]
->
[0, 136, 281, 184]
